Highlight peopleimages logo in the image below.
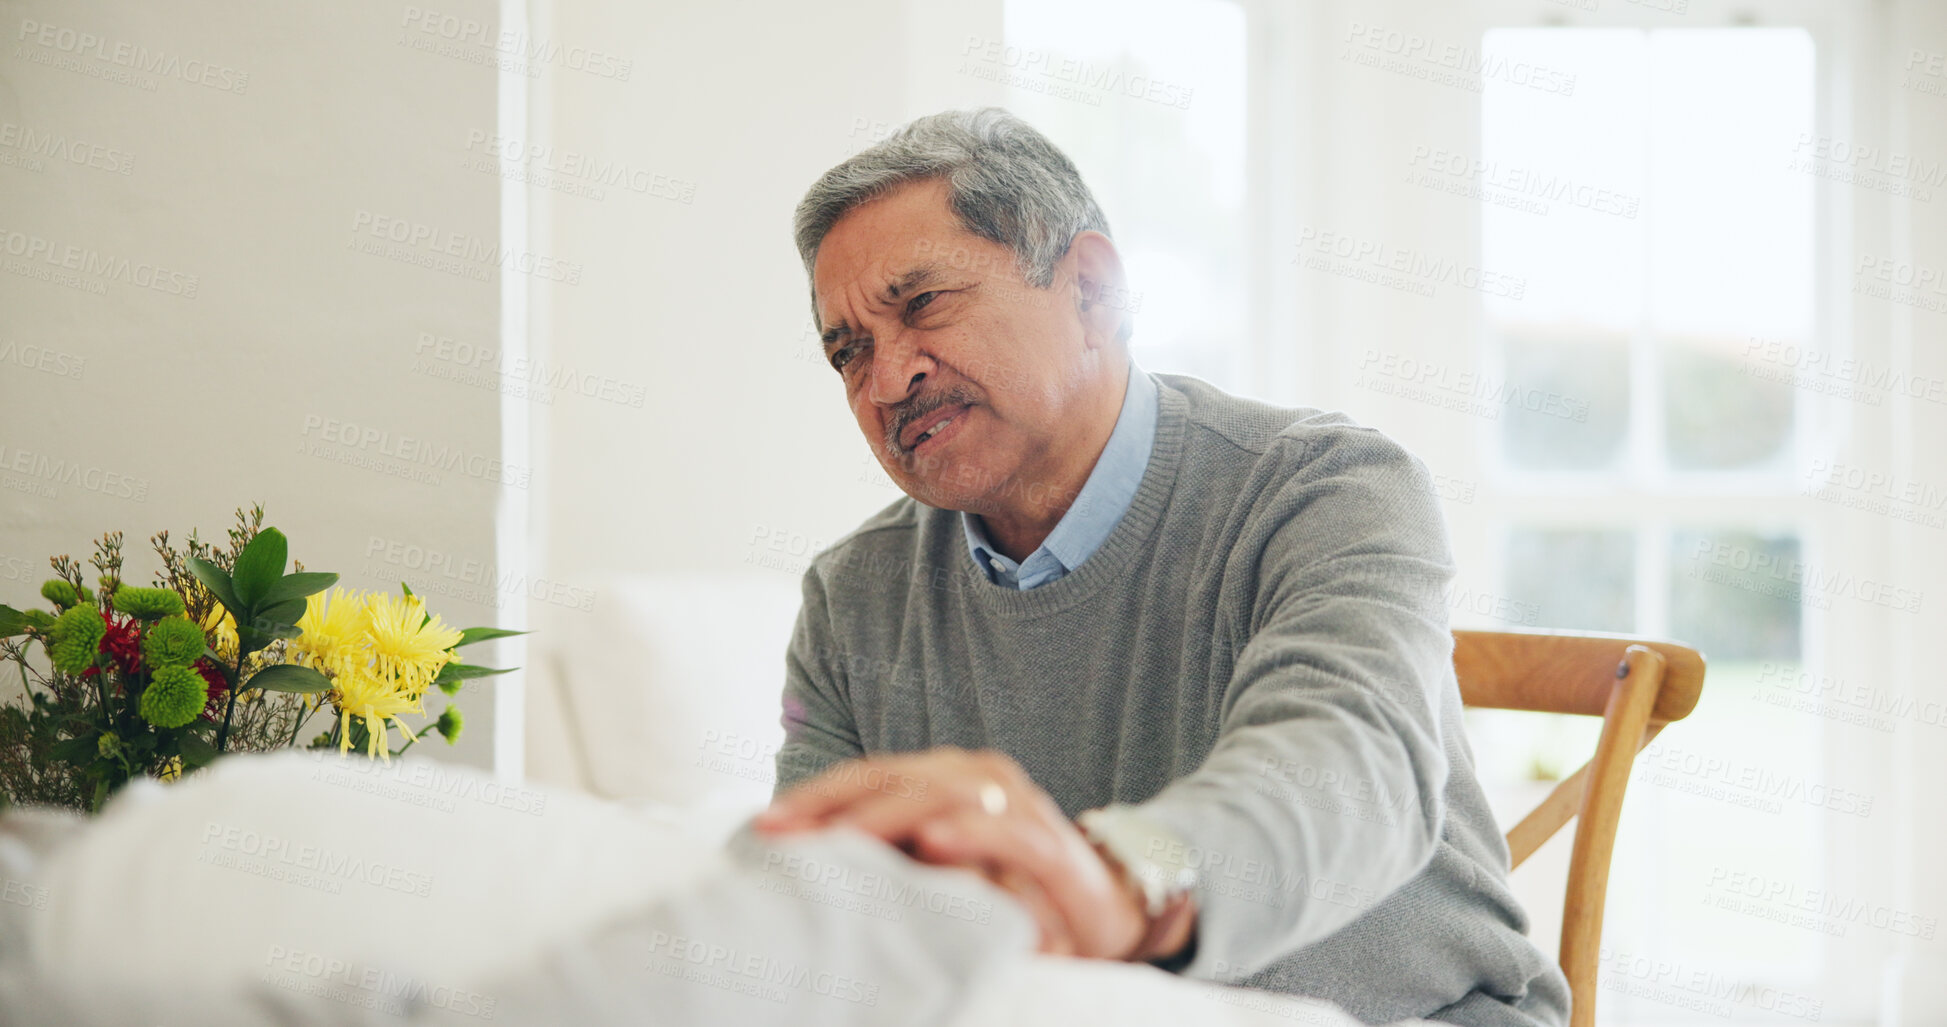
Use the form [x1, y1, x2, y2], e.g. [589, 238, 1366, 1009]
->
[0, 442, 150, 501]
[958, 35, 1195, 110]
[1341, 21, 1577, 96]
[0, 226, 200, 297]
[363, 536, 594, 613]
[348, 210, 583, 285]
[645, 932, 881, 1007]
[398, 6, 633, 80]
[300, 415, 532, 490]
[1597, 946, 1823, 1021]
[0, 121, 135, 175]
[14, 18, 250, 93]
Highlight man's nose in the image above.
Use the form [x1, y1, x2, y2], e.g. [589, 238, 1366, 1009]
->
[866, 331, 932, 407]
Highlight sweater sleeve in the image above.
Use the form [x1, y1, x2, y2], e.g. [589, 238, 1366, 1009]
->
[772, 561, 865, 798]
[1137, 426, 1457, 981]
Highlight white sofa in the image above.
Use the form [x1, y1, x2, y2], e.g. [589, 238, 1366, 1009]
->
[523, 571, 804, 812]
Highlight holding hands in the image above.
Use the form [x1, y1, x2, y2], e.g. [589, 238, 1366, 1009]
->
[755, 747, 1194, 963]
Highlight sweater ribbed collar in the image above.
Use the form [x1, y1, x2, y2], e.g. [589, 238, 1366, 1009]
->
[941, 372, 1187, 618]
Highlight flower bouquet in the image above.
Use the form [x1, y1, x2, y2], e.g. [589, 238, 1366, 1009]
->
[0, 507, 518, 813]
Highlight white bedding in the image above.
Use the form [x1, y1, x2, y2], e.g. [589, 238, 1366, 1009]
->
[0, 753, 1404, 1026]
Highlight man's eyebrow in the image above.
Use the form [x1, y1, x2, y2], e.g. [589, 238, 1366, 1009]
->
[819, 319, 855, 347]
[885, 260, 952, 301]
[818, 260, 959, 345]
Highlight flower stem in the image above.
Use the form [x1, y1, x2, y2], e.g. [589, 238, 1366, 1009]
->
[215, 644, 250, 753]
[286, 695, 320, 748]
[92, 655, 112, 730]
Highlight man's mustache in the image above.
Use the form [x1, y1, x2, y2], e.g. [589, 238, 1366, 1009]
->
[883, 383, 982, 459]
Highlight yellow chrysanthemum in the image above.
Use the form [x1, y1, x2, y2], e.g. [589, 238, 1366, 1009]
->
[331, 666, 424, 760]
[361, 592, 461, 695]
[197, 601, 238, 661]
[290, 587, 369, 677]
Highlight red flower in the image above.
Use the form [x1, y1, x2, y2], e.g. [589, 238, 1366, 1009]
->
[194, 658, 229, 722]
[83, 614, 144, 684]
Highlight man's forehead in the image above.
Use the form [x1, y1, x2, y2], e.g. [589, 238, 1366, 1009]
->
[814, 181, 978, 294]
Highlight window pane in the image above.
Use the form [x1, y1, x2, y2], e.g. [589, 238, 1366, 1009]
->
[1500, 328, 1630, 470]
[1481, 29, 1811, 473]
[1662, 341, 1797, 469]
[1671, 529, 1804, 660]
[1505, 528, 1635, 633]
[1648, 30, 1813, 470]
[1481, 29, 1647, 471]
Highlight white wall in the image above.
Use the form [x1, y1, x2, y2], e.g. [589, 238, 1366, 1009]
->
[0, 0, 514, 768]
[533, 0, 1003, 586]
[1875, 1, 1947, 1018]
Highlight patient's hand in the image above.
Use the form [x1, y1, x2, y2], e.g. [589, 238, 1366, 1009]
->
[756, 748, 1185, 962]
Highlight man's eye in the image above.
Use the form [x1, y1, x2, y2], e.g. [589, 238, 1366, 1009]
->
[830, 343, 860, 372]
[907, 291, 941, 315]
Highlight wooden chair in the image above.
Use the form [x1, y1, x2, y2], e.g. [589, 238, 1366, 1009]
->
[1453, 630, 1707, 1027]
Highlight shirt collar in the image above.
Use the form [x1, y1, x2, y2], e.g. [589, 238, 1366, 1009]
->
[961, 359, 1159, 583]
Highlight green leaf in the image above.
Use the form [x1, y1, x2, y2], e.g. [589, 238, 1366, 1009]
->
[179, 732, 220, 770]
[399, 582, 414, 599]
[235, 624, 273, 652]
[432, 663, 513, 695]
[0, 604, 28, 638]
[245, 663, 332, 694]
[434, 662, 513, 682]
[255, 598, 307, 631]
[230, 527, 288, 609]
[48, 736, 98, 765]
[187, 556, 245, 618]
[455, 626, 527, 648]
[259, 571, 339, 608]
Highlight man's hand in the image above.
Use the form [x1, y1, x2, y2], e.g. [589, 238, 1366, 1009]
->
[756, 748, 1183, 960]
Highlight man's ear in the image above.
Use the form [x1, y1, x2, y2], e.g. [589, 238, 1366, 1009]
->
[1066, 230, 1131, 350]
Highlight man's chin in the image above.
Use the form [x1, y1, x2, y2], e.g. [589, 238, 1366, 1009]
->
[887, 455, 994, 512]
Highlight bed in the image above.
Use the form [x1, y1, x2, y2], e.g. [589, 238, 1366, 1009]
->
[0, 751, 1410, 1026]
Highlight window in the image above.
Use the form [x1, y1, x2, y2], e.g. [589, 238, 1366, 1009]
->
[1474, 26, 1831, 1014]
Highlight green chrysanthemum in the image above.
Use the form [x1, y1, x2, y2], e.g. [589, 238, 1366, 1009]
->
[436, 704, 464, 744]
[141, 615, 207, 669]
[39, 579, 78, 608]
[138, 664, 209, 728]
[97, 731, 121, 758]
[112, 586, 186, 622]
[48, 605, 106, 675]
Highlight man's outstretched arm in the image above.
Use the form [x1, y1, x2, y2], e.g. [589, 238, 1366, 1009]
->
[1136, 428, 1457, 980]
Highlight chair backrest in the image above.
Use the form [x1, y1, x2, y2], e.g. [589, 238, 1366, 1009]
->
[1453, 629, 1706, 1027]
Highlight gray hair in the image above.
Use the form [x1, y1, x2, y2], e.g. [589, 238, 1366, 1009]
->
[792, 108, 1111, 322]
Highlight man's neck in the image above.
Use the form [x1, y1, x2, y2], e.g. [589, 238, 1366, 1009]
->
[976, 360, 1130, 562]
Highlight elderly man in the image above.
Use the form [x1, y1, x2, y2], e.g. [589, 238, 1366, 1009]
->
[755, 108, 1569, 1027]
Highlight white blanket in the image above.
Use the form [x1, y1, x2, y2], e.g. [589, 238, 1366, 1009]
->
[0, 753, 1400, 1026]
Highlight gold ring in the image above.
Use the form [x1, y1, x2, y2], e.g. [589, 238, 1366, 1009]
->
[978, 780, 1008, 816]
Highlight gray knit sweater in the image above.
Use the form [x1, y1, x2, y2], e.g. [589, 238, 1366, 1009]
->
[773, 372, 1571, 1027]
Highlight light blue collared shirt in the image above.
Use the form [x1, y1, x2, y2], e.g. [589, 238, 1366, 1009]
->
[960, 361, 1159, 589]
